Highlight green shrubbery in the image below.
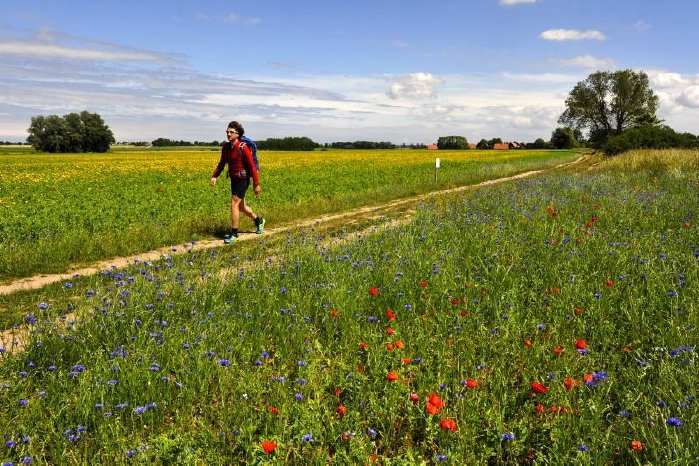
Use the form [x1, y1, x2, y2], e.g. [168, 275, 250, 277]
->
[604, 125, 699, 155]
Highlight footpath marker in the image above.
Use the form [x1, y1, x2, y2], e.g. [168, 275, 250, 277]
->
[435, 157, 441, 183]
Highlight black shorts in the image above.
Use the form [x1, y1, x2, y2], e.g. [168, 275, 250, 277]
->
[230, 177, 250, 199]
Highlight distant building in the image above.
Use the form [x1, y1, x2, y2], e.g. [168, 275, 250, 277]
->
[427, 144, 439, 150]
[469, 143, 477, 149]
[493, 143, 509, 150]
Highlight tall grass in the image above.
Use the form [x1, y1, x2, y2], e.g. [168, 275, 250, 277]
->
[0, 149, 696, 464]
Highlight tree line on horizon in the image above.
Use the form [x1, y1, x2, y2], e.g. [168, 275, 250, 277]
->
[22, 69, 699, 154]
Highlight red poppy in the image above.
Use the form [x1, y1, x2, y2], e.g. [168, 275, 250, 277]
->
[552, 346, 563, 356]
[386, 343, 395, 351]
[386, 371, 399, 382]
[460, 310, 469, 317]
[358, 342, 368, 349]
[402, 357, 411, 365]
[426, 403, 441, 415]
[534, 403, 545, 414]
[428, 393, 445, 408]
[450, 297, 460, 306]
[564, 377, 579, 391]
[330, 309, 339, 318]
[409, 392, 419, 403]
[574, 307, 585, 315]
[583, 373, 593, 383]
[261, 440, 277, 454]
[369, 287, 379, 296]
[386, 327, 395, 336]
[336, 405, 347, 417]
[605, 279, 614, 288]
[575, 339, 587, 350]
[439, 418, 458, 432]
[464, 379, 479, 389]
[426, 393, 445, 414]
[267, 405, 279, 415]
[523, 339, 532, 347]
[334, 387, 343, 396]
[394, 340, 404, 350]
[530, 382, 549, 395]
[420, 280, 428, 288]
[386, 309, 396, 321]
[631, 440, 643, 451]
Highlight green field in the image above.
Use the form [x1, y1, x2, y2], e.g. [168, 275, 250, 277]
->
[0, 146, 579, 280]
[0, 148, 697, 464]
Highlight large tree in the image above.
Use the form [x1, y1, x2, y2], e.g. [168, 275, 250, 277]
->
[437, 136, 468, 150]
[558, 69, 659, 147]
[27, 111, 114, 153]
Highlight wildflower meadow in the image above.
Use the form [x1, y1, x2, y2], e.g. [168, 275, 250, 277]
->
[0, 148, 697, 464]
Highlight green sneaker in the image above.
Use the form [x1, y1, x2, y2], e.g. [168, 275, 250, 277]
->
[255, 218, 266, 234]
[223, 233, 237, 244]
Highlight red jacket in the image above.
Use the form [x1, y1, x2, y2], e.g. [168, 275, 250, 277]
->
[212, 140, 260, 186]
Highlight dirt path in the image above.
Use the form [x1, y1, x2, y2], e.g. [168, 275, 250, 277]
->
[0, 157, 586, 297]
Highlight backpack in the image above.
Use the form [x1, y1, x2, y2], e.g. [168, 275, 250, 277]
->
[239, 135, 260, 172]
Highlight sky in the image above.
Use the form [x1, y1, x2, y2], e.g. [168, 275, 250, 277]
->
[2, 0, 699, 145]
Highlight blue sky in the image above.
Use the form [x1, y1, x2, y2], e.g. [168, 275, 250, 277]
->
[2, 0, 698, 144]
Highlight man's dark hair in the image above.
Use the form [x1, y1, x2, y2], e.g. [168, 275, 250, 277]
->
[227, 120, 245, 137]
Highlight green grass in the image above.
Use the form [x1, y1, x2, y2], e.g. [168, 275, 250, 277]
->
[0, 149, 697, 464]
[0, 146, 581, 280]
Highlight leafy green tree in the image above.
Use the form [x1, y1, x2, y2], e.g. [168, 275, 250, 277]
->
[476, 139, 490, 149]
[437, 136, 468, 150]
[559, 69, 659, 147]
[550, 127, 579, 149]
[27, 111, 114, 152]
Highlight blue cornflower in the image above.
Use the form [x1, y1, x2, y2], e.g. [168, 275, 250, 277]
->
[657, 400, 668, 408]
[301, 433, 314, 442]
[618, 410, 631, 418]
[666, 417, 682, 427]
[126, 449, 137, 458]
[501, 432, 515, 441]
[107, 379, 118, 386]
[537, 323, 546, 331]
[577, 445, 589, 452]
[297, 361, 308, 367]
[261, 351, 269, 358]
[134, 406, 146, 414]
[296, 378, 307, 385]
[367, 428, 377, 438]
[18, 399, 28, 407]
[436, 454, 448, 462]
[295, 393, 303, 401]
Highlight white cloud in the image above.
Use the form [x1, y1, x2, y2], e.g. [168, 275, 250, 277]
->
[499, 0, 536, 4]
[386, 73, 443, 100]
[676, 86, 699, 109]
[647, 70, 689, 89]
[634, 20, 650, 31]
[225, 13, 261, 25]
[552, 55, 616, 69]
[540, 29, 606, 41]
[0, 40, 173, 63]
